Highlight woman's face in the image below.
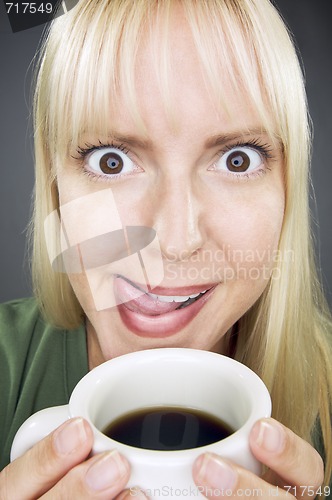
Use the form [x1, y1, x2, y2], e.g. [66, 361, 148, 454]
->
[56, 11, 285, 366]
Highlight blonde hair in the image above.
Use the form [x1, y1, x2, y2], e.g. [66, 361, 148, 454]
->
[32, 0, 332, 486]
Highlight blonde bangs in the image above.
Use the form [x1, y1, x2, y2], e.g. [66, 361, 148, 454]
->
[38, 0, 307, 165]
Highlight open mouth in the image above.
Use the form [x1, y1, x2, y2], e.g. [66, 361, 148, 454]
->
[114, 275, 218, 338]
[118, 275, 213, 315]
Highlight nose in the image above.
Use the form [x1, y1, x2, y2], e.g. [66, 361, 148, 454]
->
[152, 173, 205, 262]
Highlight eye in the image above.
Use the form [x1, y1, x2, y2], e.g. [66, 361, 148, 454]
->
[216, 146, 263, 174]
[86, 148, 135, 176]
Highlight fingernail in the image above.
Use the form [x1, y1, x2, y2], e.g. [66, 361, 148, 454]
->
[85, 450, 129, 492]
[252, 419, 285, 453]
[194, 453, 237, 491]
[54, 418, 88, 456]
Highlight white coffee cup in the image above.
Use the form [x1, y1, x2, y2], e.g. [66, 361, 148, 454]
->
[11, 348, 271, 499]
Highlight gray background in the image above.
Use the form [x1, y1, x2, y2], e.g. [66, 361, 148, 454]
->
[0, 0, 331, 306]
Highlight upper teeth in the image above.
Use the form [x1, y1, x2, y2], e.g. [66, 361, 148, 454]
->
[147, 291, 206, 303]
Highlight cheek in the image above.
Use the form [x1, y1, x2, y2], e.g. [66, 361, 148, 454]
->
[211, 188, 285, 276]
[229, 202, 283, 250]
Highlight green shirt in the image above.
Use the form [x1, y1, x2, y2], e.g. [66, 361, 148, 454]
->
[0, 298, 89, 470]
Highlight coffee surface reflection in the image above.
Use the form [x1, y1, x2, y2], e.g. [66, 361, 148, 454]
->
[103, 406, 235, 451]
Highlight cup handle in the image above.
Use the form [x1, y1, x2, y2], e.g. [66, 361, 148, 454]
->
[10, 405, 70, 462]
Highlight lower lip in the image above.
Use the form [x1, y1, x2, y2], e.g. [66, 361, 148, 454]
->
[117, 286, 217, 338]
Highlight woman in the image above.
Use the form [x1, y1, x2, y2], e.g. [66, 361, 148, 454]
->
[0, 0, 331, 498]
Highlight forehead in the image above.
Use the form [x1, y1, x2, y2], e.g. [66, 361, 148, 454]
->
[101, 7, 269, 143]
[54, 0, 279, 157]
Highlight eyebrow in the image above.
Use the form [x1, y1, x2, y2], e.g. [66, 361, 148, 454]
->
[77, 127, 277, 151]
[204, 128, 274, 149]
[106, 133, 153, 150]
[110, 128, 272, 148]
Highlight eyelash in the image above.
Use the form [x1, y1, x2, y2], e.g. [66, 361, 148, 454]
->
[223, 138, 274, 159]
[73, 138, 275, 182]
[74, 140, 130, 158]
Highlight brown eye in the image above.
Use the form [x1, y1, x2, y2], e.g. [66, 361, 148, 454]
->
[215, 146, 263, 175]
[86, 147, 136, 177]
[100, 152, 123, 174]
[226, 150, 250, 172]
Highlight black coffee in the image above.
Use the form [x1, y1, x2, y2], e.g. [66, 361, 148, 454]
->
[102, 406, 234, 451]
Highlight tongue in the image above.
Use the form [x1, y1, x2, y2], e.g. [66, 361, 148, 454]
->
[114, 276, 181, 315]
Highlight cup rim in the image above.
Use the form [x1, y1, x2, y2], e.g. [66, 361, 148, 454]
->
[69, 348, 271, 458]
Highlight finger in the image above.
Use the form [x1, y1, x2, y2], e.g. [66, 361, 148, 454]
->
[192, 453, 293, 499]
[0, 418, 93, 499]
[249, 418, 324, 493]
[41, 450, 130, 499]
